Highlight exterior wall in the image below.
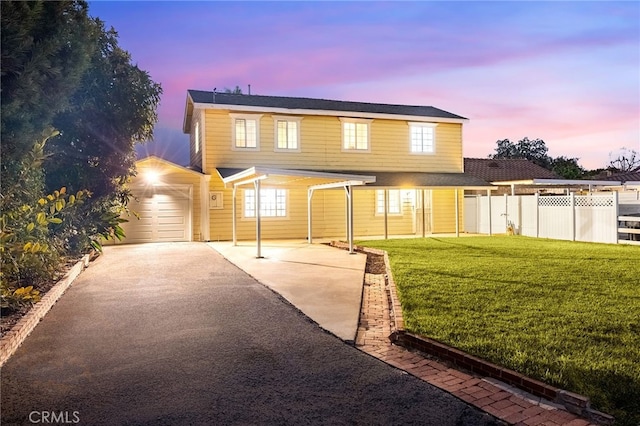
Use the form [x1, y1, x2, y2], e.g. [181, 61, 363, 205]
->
[132, 158, 203, 241]
[193, 105, 467, 241]
[431, 189, 464, 233]
[206, 173, 418, 241]
[202, 109, 463, 174]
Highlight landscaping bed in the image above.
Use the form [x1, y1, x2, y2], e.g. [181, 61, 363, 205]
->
[359, 236, 640, 426]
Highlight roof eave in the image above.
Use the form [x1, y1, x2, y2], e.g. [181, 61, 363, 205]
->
[192, 102, 468, 124]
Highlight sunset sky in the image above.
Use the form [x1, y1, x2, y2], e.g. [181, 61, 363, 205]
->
[88, 1, 639, 170]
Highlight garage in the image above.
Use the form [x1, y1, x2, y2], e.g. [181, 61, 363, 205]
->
[120, 185, 192, 244]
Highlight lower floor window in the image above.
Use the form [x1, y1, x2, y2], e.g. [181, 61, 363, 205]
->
[244, 188, 287, 217]
[376, 190, 402, 214]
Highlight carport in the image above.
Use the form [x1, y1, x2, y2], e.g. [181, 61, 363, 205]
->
[220, 167, 376, 257]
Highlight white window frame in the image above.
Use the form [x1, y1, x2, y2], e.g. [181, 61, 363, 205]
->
[376, 190, 402, 215]
[273, 115, 302, 152]
[243, 188, 288, 219]
[340, 118, 372, 152]
[409, 122, 438, 154]
[194, 120, 200, 154]
[230, 113, 262, 151]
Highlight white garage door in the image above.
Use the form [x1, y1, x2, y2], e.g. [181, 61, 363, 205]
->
[121, 186, 191, 244]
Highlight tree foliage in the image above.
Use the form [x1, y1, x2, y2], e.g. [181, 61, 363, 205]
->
[1, 1, 96, 172]
[489, 137, 592, 179]
[490, 137, 551, 169]
[550, 156, 585, 180]
[45, 24, 162, 200]
[1, 1, 162, 291]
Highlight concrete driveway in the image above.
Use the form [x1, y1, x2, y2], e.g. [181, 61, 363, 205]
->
[1, 243, 499, 425]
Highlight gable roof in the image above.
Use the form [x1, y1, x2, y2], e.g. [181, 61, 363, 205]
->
[184, 90, 466, 132]
[464, 158, 559, 183]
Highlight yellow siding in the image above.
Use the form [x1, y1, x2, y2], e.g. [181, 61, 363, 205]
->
[431, 189, 464, 233]
[131, 158, 203, 241]
[202, 110, 463, 174]
[207, 177, 416, 241]
[188, 105, 470, 241]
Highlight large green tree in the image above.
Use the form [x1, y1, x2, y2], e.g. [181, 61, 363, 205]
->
[550, 156, 585, 179]
[43, 22, 162, 252]
[45, 24, 162, 199]
[1, 1, 97, 209]
[490, 137, 552, 169]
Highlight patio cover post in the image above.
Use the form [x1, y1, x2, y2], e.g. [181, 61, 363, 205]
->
[254, 179, 263, 258]
[455, 188, 460, 237]
[345, 185, 354, 254]
[384, 189, 388, 239]
[232, 186, 237, 246]
[487, 189, 492, 236]
[307, 188, 314, 244]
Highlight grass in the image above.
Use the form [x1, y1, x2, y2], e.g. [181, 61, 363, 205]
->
[358, 236, 640, 426]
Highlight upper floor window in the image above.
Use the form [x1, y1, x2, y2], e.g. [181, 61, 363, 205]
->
[194, 121, 200, 154]
[340, 118, 372, 152]
[273, 116, 302, 152]
[376, 190, 402, 215]
[230, 113, 262, 150]
[244, 188, 287, 218]
[409, 122, 437, 154]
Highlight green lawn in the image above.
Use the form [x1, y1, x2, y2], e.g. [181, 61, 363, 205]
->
[358, 236, 640, 426]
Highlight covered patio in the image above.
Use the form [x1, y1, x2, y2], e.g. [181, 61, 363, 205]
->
[219, 167, 495, 258]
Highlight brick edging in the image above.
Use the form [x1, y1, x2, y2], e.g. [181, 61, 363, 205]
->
[330, 240, 614, 425]
[0, 254, 91, 367]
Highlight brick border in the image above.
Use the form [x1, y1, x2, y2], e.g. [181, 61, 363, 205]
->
[330, 241, 613, 425]
[0, 254, 91, 367]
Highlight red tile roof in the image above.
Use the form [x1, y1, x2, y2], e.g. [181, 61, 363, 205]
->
[463, 158, 559, 182]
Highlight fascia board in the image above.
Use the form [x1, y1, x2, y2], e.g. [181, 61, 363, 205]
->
[192, 102, 468, 124]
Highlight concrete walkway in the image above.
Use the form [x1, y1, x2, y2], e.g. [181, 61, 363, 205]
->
[209, 240, 365, 342]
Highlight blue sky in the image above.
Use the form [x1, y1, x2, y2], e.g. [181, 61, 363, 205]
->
[88, 1, 640, 170]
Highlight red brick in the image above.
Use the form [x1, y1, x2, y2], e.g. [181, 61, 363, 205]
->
[560, 420, 590, 426]
[502, 411, 529, 424]
[520, 405, 546, 418]
[489, 391, 513, 401]
[474, 396, 495, 408]
[490, 399, 516, 410]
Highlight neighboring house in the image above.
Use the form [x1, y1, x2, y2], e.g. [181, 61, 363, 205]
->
[121, 91, 494, 245]
[463, 158, 560, 195]
[592, 167, 640, 185]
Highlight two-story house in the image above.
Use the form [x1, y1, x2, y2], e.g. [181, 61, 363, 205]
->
[120, 91, 493, 248]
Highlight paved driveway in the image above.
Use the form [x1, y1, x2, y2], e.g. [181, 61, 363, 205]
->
[1, 243, 498, 425]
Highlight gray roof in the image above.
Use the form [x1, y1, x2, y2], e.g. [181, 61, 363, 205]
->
[188, 90, 466, 120]
[217, 167, 493, 189]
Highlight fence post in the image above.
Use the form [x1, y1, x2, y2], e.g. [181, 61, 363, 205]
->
[504, 194, 509, 232]
[614, 191, 619, 244]
[571, 193, 576, 242]
[487, 190, 492, 236]
[535, 193, 540, 238]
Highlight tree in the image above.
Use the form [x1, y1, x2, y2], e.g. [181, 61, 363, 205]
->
[1, 0, 161, 261]
[43, 21, 162, 253]
[550, 156, 585, 179]
[1, 1, 97, 208]
[608, 147, 640, 172]
[490, 137, 551, 169]
[45, 23, 162, 200]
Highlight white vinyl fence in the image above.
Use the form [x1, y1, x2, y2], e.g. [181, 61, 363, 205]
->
[465, 192, 640, 244]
